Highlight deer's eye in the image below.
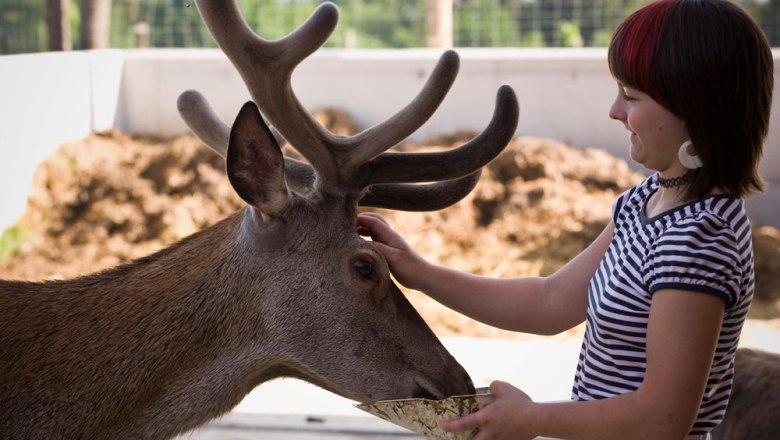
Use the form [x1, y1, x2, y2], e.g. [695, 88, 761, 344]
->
[353, 259, 374, 279]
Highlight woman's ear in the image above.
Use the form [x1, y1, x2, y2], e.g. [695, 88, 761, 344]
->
[226, 101, 291, 217]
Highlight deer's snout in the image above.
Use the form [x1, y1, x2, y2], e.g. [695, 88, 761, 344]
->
[408, 342, 476, 401]
[413, 367, 475, 400]
[442, 360, 476, 397]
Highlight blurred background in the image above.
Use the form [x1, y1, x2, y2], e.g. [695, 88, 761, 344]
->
[2, 0, 779, 55]
[1, 2, 779, 437]
[1, 0, 778, 336]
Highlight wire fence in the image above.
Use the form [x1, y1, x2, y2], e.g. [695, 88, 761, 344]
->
[2, 0, 779, 55]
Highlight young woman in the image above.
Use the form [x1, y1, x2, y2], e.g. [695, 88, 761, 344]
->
[357, 0, 774, 438]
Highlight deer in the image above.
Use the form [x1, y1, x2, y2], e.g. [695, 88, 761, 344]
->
[0, 1, 519, 439]
[712, 347, 780, 440]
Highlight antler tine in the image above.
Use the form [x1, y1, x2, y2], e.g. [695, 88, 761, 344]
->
[360, 172, 482, 212]
[194, 0, 340, 185]
[358, 85, 519, 187]
[177, 89, 316, 192]
[354, 86, 518, 211]
[177, 89, 289, 155]
[194, 1, 335, 67]
[177, 90, 230, 157]
[194, 0, 470, 197]
[342, 50, 460, 168]
[193, 0, 518, 208]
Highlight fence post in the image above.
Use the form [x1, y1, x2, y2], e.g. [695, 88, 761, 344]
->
[79, 0, 112, 49]
[47, 0, 72, 51]
[426, 0, 453, 48]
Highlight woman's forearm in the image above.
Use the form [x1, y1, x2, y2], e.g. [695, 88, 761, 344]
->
[528, 391, 694, 440]
[413, 222, 614, 335]
[413, 262, 570, 335]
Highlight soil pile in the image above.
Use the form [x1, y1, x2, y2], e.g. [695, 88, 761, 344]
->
[1, 126, 777, 338]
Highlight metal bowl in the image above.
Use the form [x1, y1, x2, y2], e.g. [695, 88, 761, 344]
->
[355, 387, 494, 439]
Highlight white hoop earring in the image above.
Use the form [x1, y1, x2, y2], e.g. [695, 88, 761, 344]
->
[678, 140, 703, 169]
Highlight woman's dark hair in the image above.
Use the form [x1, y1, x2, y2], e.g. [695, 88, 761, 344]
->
[609, 0, 774, 199]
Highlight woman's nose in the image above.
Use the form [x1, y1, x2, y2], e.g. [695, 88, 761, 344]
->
[609, 97, 625, 121]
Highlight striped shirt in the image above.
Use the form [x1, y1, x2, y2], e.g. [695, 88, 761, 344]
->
[571, 174, 754, 439]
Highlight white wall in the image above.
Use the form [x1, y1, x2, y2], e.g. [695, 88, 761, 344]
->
[118, 48, 625, 155]
[0, 50, 123, 232]
[1, 48, 778, 232]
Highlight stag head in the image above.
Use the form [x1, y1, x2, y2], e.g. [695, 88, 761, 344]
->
[178, 0, 519, 403]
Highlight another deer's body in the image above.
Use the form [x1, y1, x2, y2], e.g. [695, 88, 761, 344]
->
[712, 348, 780, 440]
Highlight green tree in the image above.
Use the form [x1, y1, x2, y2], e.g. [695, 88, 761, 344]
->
[47, 0, 72, 50]
[759, 0, 780, 46]
[80, 0, 111, 48]
[1, 0, 47, 54]
[454, 0, 519, 47]
[2, 0, 777, 53]
[331, 0, 426, 48]
[559, 20, 583, 47]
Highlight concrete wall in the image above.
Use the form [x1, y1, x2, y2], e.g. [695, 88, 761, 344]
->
[1, 48, 778, 232]
[118, 48, 625, 154]
[0, 50, 124, 232]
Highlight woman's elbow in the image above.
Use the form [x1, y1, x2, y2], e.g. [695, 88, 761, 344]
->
[633, 395, 698, 439]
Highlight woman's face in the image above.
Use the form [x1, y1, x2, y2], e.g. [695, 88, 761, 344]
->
[609, 82, 690, 174]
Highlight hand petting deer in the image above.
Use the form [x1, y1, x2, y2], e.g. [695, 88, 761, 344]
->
[0, 1, 518, 439]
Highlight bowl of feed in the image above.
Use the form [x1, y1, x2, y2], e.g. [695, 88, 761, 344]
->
[355, 387, 494, 439]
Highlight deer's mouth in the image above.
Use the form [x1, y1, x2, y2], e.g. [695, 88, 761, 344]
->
[411, 376, 447, 400]
[411, 386, 439, 401]
[422, 372, 476, 397]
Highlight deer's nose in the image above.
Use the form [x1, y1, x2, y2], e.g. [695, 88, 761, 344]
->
[412, 365, 474, 401]
[463, 372, 476, 394]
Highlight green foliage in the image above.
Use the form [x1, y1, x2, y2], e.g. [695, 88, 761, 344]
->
[331, 0, 426, 48]
[0, 223, 26, 261]
[110, 0, 217, 48]
[0, 0, 777, 54]
[454, 0, 519, 47]
[240, 0, 319, 41]
[518, 30, 545, 47]
[590, 29, 613, 47]
[0, 0, 46, 54]
[70, 0, 81, 47]
[559, 21, 583, 47]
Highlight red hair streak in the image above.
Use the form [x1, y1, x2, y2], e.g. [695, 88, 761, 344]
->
[610, 0, 674, 106]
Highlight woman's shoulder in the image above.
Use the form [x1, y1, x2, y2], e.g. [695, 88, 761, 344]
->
[612, 174, 657, 222]
[684, 194, 748, 235]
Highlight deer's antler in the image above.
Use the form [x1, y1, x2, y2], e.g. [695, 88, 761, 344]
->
[179, 0, 519, 211]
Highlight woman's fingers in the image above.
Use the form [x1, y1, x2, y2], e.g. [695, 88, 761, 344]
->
[441, 410, 484, 433]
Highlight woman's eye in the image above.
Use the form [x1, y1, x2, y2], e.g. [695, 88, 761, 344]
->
[620, 87, 637, 101]
[354, 259, 374, 278]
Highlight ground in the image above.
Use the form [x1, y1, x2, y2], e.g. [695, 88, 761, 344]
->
[1, 124, 778, 342]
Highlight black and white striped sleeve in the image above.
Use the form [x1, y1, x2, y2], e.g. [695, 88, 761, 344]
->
[644, 213, 742, 307]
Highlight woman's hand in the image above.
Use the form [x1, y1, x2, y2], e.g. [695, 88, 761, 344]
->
[356, 212, 429, 290]
[442, 380, 538, 440]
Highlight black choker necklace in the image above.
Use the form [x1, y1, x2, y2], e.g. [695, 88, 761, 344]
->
[658, 170, 695, 188]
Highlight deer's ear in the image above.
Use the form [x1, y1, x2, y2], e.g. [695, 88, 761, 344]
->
[227, 101, 291, 217]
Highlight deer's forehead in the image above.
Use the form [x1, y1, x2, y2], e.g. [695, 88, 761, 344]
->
[292, 193, 358, 225]
[260, 202, 358, 237]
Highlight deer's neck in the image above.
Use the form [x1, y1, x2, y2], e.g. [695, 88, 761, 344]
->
[0, 210, 280, 439]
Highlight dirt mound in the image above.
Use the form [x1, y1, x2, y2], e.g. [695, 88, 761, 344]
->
[1, 128, 777, 338]
[0, 131, 243, 280]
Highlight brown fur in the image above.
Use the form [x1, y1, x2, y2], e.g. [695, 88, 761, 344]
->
[712, 348, 780, 439]
[0, 107, 474, 440]
[0, 1, 522, 437]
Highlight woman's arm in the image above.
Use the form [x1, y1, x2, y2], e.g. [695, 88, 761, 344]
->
[357, 212, 614, 335]
[443, 288, 725, 440]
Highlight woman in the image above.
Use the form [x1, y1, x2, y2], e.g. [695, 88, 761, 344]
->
[357, 0, 774, 438]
